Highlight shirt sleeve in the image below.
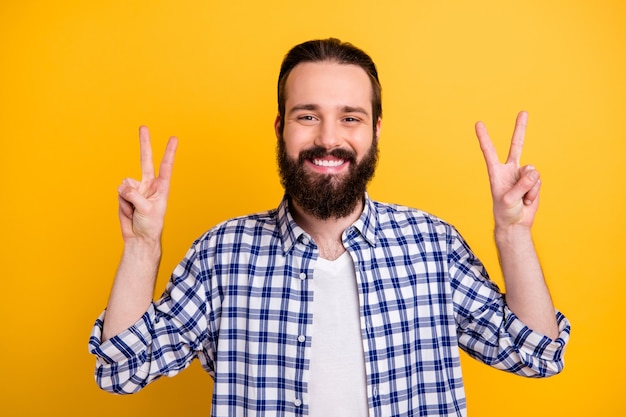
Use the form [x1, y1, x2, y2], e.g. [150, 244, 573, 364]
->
[88, 305, 164, 394]
[88, 245, 216, 394]
[448, 228, 571, 378]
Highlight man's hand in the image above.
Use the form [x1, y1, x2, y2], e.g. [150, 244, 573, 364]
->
[118, 126, 178, 242]
[475, 111, 558, 339]
[475, 111, 541, 230]
[102, 127, 178, 341]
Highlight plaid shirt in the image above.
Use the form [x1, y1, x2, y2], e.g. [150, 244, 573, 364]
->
[89, 195, 570, 417]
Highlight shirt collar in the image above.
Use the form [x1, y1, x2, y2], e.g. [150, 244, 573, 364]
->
[276, 196, 307, 254]
[276, 193, 378, 254]
[351, 193, 378, 248]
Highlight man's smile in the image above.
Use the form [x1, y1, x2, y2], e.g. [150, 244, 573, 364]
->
[312, 157, 347, 168]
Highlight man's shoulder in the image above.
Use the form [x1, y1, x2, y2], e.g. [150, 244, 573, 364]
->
[194, 208, 281, 244]
[370, 199, 450, 227]
[367, 199, 460, 245]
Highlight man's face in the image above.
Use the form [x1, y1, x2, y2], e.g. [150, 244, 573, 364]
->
[275, 61, 381, 219]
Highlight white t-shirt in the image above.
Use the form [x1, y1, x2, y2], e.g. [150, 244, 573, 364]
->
[308, 252, 369, 416]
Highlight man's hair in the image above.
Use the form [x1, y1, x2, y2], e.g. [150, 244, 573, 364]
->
[277, 38, 382, 134]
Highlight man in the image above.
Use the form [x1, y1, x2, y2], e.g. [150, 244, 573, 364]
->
[90, 38, 569, 416]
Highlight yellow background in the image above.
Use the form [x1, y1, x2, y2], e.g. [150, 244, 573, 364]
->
[1, 1, 624, 416]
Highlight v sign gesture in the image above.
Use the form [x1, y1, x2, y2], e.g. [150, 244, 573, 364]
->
[475, 111, 541, 230]
[118, 126, 179, 242]
[475, 111, 558, 339]
[103, 127, 178, 341]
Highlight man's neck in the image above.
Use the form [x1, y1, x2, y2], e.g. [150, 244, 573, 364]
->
[289, 197, 364, 260]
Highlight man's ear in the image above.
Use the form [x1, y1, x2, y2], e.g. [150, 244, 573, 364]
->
[274, 115, 281, 139]
[375, 117, 382, 141]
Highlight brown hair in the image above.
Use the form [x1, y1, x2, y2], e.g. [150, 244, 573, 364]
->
[277, 38, 382, 133]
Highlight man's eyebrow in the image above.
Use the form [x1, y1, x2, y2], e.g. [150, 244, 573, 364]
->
[288, 104, 319, 114]
[341, 105, 369, 115]
[288, 104, 370, 116]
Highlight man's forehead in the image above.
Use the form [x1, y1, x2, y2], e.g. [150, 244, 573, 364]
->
[284, 61, 374, 107]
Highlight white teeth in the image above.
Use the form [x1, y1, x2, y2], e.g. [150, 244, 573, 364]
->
[313, 159, 344, 167]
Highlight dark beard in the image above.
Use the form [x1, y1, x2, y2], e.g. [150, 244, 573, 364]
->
[277, 137, 379, 220]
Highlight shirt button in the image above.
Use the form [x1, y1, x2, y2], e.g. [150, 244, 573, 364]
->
[299, 272, 307, 280]
[297, 335, 306, 343]
[301, 237, 310, 245]
[294, 399, 302, 407]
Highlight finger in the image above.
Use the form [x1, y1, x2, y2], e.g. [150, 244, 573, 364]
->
[118, 181, 150, 214]
[506, 111, 528, 165]
[524, 180, 541, 206]
[523, 168, 542, 206]
[503, 165, 540, 207]
[118, 196, 135, 238]
[475, 120, 500, 171]
[139, 126, 155, 182]
[118, 193, 135, 220]
[158, 136, 178, 182]
[121, 177, 140, 189]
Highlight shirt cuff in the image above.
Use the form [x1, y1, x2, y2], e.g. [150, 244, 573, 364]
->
[503, 306, 571, 361]
[88, 304, 156, 365]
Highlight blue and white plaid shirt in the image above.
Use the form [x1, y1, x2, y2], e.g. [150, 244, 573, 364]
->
[89, 195, 570, 417]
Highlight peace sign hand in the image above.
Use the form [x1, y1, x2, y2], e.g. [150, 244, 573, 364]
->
[117, 126, 178, 242]
[475, 111, 541, 230]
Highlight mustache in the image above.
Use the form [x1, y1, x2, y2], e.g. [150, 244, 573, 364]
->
[297, 146, 357, 164]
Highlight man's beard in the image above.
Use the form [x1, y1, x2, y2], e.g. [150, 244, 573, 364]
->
[277, 136, 379, 220]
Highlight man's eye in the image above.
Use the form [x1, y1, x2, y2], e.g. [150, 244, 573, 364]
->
[297, 115, 317, 123]
[344, 117, 360, 123]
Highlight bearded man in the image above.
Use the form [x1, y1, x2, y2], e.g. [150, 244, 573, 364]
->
[90, 38, 570, 417]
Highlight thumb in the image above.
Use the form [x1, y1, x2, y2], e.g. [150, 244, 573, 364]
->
[503, 166, 540, 207]
[118, 181, 151, 215]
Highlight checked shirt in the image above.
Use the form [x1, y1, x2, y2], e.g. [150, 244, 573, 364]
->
[89, 195, 570, 417]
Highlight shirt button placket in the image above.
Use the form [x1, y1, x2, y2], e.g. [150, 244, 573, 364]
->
[295, 236, 311, 415]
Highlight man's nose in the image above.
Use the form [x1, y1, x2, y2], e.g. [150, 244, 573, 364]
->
[314, 120, 342, 149]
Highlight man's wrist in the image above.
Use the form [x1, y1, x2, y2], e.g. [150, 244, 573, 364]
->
[122, 237, 162, 263]
[494, 224, 533, 248]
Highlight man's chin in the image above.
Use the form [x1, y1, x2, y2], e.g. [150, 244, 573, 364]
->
[290, 181, 364, 220]
[295, 198, 363, 220]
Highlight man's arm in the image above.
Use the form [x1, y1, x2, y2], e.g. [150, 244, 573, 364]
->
[102, 126, 178, 341]
[475, 111, 559, 339]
